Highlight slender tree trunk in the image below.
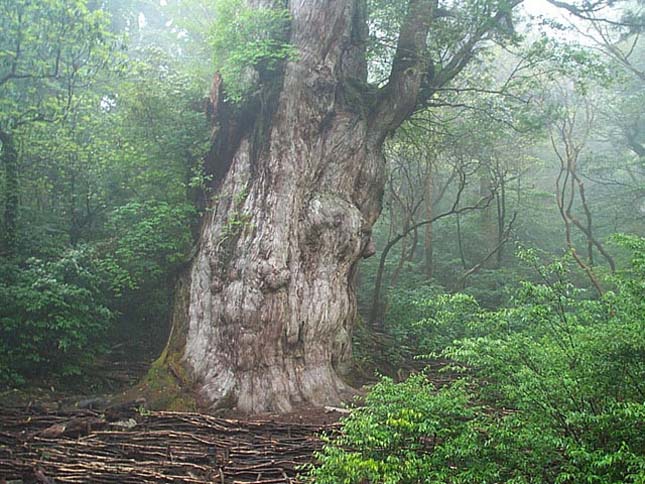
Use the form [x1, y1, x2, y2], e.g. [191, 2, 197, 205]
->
[0, 130, 18, 257]
[407, 226, 419, 262]
[69, 167, 80, 246]
[390, 230, 408, 288]
[424, 163, 434, 278]
[495, 175, 506, 267]
[456, 214, 467, 270]
[479, 170, 497, 269]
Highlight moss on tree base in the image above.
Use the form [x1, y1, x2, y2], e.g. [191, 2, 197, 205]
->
[125, 271, 197, 411]
[131, 345, 197, 411]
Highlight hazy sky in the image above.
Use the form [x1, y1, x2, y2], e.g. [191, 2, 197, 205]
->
[519, 0, 598, 43]
[522, 0, 569, 18]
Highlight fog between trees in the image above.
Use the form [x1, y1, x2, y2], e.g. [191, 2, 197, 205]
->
[1, 1, 644, 481]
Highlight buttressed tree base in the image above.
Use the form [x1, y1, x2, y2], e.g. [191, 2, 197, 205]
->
[151, 0, 519, 414]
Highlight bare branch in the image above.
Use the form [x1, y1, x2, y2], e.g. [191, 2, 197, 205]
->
[457, 212, 517, 289]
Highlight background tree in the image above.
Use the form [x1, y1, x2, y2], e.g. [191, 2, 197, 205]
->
[0, 0, 210, 384]
[0, 0, 113, 256]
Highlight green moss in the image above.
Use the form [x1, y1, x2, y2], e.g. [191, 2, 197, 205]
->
[137, 351, 197, 411]
[132, 276, 197, 411]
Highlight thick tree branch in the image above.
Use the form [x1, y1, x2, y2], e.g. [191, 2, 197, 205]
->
[370, 0, 436, 140]
[422, 0, 522, 100]
[546, 0, 642, 27]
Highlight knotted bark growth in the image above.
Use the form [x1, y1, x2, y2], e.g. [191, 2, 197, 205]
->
[155, 0, 505, 413]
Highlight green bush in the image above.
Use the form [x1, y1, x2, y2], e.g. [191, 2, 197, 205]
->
[0, 247, 114, 385]
[0, 200, 197, 386]
[309, 237, 645, 483]
[443, 245, 645, 483]
[366, 284, 483, 368]
[98, 200, 196, 353]
[99, 200, 195, 294]
[389, 289, 482, 356]
[210, 0, 295, 102]
[306, 374, 479, 484]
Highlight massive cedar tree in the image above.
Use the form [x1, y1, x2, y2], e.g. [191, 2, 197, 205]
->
[160, 0, 520, 413]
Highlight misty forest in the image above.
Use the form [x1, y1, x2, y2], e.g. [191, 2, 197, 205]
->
[1, 0, 644, 482]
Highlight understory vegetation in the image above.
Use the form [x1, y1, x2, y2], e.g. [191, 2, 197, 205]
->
[308, 236, 645, 483]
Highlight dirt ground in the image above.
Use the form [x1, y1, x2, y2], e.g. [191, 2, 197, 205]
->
[0, 352, 349, 484]
[0, 403, 343, 483]
[0, 348, 455, 483]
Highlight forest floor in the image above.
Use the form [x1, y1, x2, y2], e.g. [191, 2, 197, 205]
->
[0, 350, 342, 483]
[0, 351, 452, 483]
[0, 343, 344, 484]
[0, 405, 341, 483]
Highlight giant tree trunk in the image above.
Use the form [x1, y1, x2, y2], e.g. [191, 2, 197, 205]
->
[154, 0, 438, 414]
[175, 95, 384, 413]
[151, 0, 503, 413]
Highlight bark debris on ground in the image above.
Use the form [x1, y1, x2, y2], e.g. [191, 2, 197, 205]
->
[0, 406, 340, 483]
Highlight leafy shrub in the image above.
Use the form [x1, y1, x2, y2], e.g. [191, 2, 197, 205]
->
[443, 243, 645, 483]
[210, 0, 295, 102]
[306, 375, 479, 484]
[367, 284, 482, 368]
[310, 237, 645, 483]
[0, 200, 197, 387]
[388, 289, 482, 356]
[99, 200, 195, 294]
[0, 247, 114, 385]
[98, 200, 195, 353]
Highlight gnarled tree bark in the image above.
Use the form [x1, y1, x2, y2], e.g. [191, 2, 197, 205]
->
[155, 0, 515, 414]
